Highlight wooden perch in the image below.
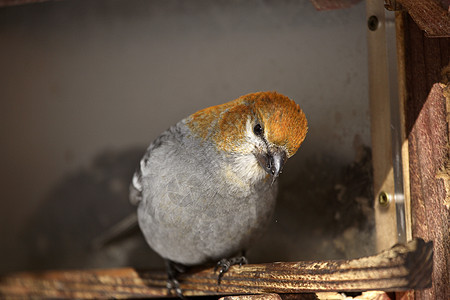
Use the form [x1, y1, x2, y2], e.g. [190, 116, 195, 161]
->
[0, 238, 432, 298]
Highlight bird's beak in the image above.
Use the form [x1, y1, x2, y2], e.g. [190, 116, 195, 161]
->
[255, 148, 287, 183]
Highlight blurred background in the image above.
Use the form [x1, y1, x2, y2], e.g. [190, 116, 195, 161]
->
[0, 0, 373, 274]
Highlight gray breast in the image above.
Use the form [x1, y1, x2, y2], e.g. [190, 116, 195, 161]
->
[136, 122, 277, 265]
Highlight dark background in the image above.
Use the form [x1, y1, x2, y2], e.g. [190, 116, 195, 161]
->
[0, 0, 373, 274]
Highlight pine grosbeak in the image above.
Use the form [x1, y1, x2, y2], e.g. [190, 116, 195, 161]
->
[130, 91, 307, 294]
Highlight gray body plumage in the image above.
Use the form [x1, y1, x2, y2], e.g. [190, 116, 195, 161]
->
[131, 119, 277, 266]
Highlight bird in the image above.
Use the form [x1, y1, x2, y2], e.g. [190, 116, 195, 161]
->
[130, 91, 307, 296]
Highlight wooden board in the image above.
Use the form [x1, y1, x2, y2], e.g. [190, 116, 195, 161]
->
[0, 239, 432, 298]
[397, 0, 450, 38]
[399, 12, 450, 300]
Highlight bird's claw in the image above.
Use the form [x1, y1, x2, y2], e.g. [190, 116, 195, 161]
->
[214, 256, 248, 285]
[166, 278, 185, 299]
[165, 259, 186, 299]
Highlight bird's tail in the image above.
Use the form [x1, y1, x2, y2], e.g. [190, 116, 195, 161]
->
[91, 213, 139, 250]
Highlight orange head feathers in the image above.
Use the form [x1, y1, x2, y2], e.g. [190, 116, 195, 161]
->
[187, 91, 307, 158]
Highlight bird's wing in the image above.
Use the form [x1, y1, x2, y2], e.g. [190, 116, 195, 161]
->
[129, 126, 179, 206]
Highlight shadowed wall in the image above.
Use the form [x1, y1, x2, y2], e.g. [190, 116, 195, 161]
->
[0, 0, 371, 273]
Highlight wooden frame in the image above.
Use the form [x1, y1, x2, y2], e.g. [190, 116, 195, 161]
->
[398, 12, 449, 300]
[0, 0, 448, 298]
[0, 239, 433, 298]
[369, 0, 449, 299]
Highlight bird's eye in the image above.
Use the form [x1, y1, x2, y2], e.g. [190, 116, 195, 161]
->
[253, 124, 264, 136]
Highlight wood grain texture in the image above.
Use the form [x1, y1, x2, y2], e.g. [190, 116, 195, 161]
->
[0, 239, 432, 298]
[400, 12, 450, 300]
[397, 0, 450, 37]
[407, 84, 449, 299]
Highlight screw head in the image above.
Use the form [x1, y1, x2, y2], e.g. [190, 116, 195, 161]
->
[378, 191, 390, 207]
[368, 15, 379, 31]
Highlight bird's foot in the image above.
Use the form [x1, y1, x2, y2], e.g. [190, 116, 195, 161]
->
[165, 259, 186, 299]
[166, 277, 184, 299]
[214, 256, 248, 285]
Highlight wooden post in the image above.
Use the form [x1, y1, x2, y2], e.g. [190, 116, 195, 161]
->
[368, 1, 448, 298]
[397, 11, 450, 300]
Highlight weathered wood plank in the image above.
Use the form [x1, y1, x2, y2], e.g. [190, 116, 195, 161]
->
[397, 0, 450, 38]
[400, 12, 450, 300]
[0, 239, 432, 298]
